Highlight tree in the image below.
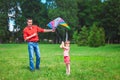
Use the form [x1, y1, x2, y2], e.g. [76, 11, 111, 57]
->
[88, 23, 99, 47]
[100, 0, 120, 43]
[73, 30, 78, 44]
[99, 27, 105, 46]
[77, 26, 88, 46]
[21, 0, 48, 26]
[77, 0, 102, 27]
[0, 0, 18, 43]
[0, 13, 8, 43]
[88, 23, 105, 47]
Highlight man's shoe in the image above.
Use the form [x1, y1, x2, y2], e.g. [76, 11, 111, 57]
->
[36, 68, 40, 70]
[30, 69, 35, 72]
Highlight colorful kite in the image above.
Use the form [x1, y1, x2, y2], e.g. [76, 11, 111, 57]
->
[47, 17, 70, 30]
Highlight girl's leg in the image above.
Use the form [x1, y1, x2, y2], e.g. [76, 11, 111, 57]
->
[66, 63, 70, 75]
[66, 64, 68, 74]
[68, 63, 70, 74]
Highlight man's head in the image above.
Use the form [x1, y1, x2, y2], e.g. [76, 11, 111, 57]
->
[27, 18, 33, 27]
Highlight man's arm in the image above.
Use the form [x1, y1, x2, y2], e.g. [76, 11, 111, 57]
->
[44, 29, 55, 32]
[36, 25, 55, 33]
[25, 33, 37, 41]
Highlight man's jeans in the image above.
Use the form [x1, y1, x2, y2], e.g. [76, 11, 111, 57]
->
[28, 42, 40, 70]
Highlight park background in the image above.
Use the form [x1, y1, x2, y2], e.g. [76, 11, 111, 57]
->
[0, 0, 120, 45]
[0, 0, 120, 80]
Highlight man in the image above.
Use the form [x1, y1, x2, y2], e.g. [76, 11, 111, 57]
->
[23, 18, 54, 71]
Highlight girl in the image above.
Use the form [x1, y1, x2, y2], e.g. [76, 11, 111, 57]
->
[60, 41, 70, 75]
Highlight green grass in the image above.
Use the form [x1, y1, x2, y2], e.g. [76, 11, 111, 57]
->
[0, 44, 120, 80]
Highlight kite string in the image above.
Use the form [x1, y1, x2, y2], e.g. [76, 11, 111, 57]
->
[56, 29, 63, 43]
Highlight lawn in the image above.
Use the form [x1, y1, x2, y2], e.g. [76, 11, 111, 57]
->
[0, 44, 120, 80]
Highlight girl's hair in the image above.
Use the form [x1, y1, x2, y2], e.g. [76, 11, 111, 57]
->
[65, 41, 70, 44]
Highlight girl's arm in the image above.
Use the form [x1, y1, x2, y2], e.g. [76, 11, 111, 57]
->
[60, 41, 69, 49]
[60, 41, 64, 48]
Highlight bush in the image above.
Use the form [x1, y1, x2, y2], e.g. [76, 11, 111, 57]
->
[73, 30, 78, 44]
[99, 27, 105, 46]
[73, 24, 105, 47]
[88, 23, 105, 47]
[77, 26, 89, 46]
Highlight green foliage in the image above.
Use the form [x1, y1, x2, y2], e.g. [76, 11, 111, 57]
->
[99, 27, 105, 46]
[73, 30, 78, 44]
[77, 0, 102, 27]
[0, 0, 11, 43]
[21, 0, 48, 26]
[77, 26, 89, 46]
[0, 0, 119, 43]
[73, 24, 105, 47]
[100, 0, 120, 43]
[0, 14, 7, 37]
[88, 23, 105, 47]
[88, 24, 99, 47]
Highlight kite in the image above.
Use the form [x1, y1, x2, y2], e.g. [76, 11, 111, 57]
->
[47, 17, 70, 30]
[47, 17, 70, 41]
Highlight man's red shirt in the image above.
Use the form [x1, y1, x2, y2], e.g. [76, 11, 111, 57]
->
[23, 25, 44, 42]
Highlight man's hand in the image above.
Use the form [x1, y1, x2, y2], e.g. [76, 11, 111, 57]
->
[52, 29, 55, 32]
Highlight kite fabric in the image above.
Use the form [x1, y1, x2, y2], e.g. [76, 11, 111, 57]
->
[47, 17, 70, 30]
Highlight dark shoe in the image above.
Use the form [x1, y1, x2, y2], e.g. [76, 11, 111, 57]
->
[36, 68, 40, 70]
[30, 69, 35, 72]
